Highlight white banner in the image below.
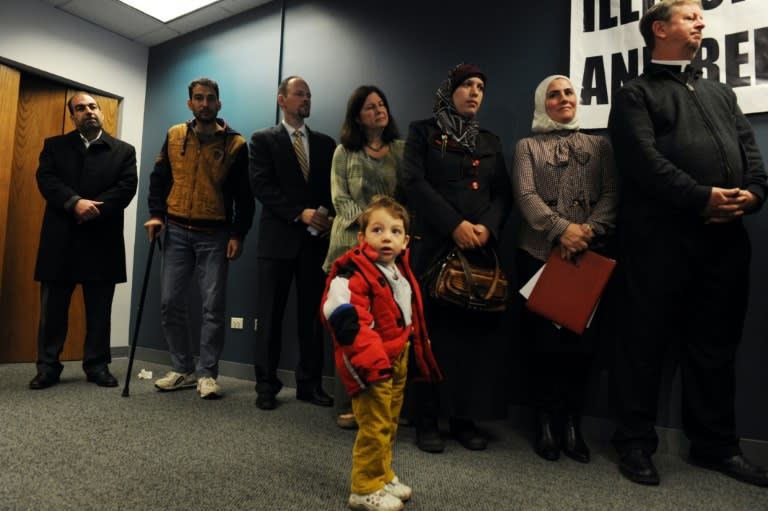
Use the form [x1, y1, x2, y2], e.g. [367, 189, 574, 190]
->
[570, 0, 768, 129]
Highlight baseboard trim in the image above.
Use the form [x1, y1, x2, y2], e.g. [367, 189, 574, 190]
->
[585, 414, 768, 466]
[113, 347, 768, 466]
[507, 406, 768, 467]
[113, 346, 334, 390]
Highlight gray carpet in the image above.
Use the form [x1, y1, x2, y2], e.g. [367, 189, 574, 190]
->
[1, 359, 766, 511]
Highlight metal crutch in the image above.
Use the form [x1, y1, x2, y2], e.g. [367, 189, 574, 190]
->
[122, 235, 158, 397]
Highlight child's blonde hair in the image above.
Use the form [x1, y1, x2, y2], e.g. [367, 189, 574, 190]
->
[358, 195, 410, 234]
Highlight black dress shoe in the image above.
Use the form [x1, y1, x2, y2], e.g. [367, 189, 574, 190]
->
[29, 372, 60, 390]
[619, 448, 660, 485]
[562, 415, 590, 463]
[86, 369, 118, 387]
[255, 393, 277, 410]
[449, 418, 487, 451]
[690, 453, 768, 487]
[534, 412, 560, 461]
[416, 418, 445, 453]
[296, 386, 333, 407]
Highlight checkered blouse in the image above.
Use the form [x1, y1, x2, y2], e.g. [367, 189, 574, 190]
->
[511, 131, 618, 261]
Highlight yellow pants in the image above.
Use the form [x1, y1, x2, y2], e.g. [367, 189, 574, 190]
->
[350, 344, 409, 494]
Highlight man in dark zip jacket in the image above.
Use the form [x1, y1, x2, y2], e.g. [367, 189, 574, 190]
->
[608, 0, 768, 488]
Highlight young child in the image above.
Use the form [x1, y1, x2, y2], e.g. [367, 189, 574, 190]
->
[321, 195, 442, 511]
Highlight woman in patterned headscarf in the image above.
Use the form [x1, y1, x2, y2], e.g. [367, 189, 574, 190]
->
[512, 74, 618, 464]
[402, 63, 511, 453]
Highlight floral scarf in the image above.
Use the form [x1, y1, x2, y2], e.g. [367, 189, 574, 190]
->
[432, 67, 480, 152]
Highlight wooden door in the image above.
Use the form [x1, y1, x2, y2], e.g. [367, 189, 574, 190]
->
[0, 64, 21, 291]
[0, 74, 120, 363]
[0, 74, 66, 363]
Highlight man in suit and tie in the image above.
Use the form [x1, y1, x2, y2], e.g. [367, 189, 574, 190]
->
[249, 76, 336, 410]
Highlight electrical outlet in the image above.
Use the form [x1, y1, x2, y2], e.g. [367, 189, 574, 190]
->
[230, 317, 244, 329]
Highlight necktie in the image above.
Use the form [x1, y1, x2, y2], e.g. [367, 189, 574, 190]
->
[293, 130, 310, 181]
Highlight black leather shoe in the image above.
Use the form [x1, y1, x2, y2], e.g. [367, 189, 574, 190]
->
[255, 393, 277, 410]
[563, 415, 590, 463]
[534, 412, 560, 461]
[416, 418, 445, 453]
[690, 453, 768, 487]
[29, 372, 60, 390]
[450, 418, 487, 451]
[85, 369, 118, 387]
[619, 448, 660, 485]
[296, 385, 333, 407]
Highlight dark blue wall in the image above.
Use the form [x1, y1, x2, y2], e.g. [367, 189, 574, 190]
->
[132, 0, 768, 441]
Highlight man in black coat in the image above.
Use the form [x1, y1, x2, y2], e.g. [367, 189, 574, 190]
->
[248, 76, 335, 410]
[30, 92, 137, 389]
[608, 0, 768, 487]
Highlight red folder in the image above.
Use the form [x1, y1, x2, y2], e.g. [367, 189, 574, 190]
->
[525, 248, 616, 335]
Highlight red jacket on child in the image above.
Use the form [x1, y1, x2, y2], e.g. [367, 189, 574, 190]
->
[321, 242, 442, 396]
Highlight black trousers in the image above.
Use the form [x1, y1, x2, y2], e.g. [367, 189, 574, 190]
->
[252, 252, 327, 396]
[516, 249, 598, 417]
[36, 281, 115, 375]
[405, 297, 509, 422]
[528, 352, 592, 416]
[612, 221, 749, 459]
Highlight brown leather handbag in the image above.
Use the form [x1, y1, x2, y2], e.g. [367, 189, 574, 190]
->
[425, 246, 508, 312]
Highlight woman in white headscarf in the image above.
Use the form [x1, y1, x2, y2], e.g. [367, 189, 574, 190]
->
[511, 75, 617, 463]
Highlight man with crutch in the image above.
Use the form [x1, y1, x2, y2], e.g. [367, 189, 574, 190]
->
[144, 77, 254, 399]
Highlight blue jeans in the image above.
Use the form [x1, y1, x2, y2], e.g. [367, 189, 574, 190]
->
[160, 223, 228, 378]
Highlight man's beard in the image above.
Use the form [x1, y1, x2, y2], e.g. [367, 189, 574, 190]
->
[686, 39, 702, 56]
[79, 118, 101, 132]
[195, 112, 216, 124]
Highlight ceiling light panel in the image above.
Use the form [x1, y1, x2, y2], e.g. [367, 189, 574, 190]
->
[117, 0, 221, 23]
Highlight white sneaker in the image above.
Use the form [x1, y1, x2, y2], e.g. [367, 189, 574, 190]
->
[197, 376, 221, 399]
[383, 476, 412, 501]
[348, 489, 403, 511]
[154, 371, 196, 391]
